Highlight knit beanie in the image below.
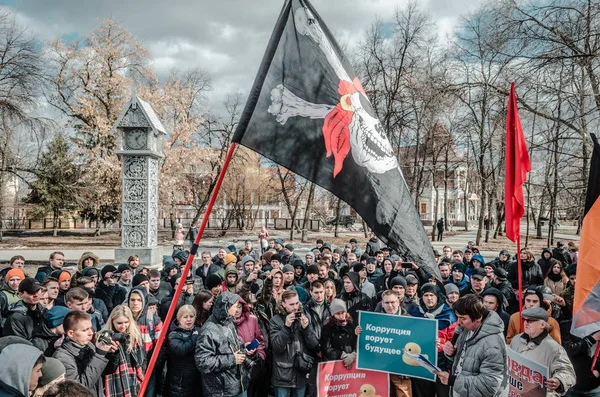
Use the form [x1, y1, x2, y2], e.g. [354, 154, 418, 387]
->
[5, 268, 25, 281]
[329, 299, 346, 316]
[420, 282, 437, 295]
[444, 283, 459, 296]
[100, 265, 117, 279]
[307, 264, 319, 275]
[37, 357, 65, 387]
[82, 266, 100, 278]
[451, 262, 466, 274]
[282, 264, 294, 274]
[117, 264, 131, 273]
[45, 306, 71, 329]
[206, 273, 223, 290]
[58, 271, 71, 284]
[224, 253, 237, 266]
[132, 273, 149, 288]
[389, 276, 407, 290]
[172, 250, 189, 264]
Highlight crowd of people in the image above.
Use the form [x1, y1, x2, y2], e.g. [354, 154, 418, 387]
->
[0, 234, 595, 397]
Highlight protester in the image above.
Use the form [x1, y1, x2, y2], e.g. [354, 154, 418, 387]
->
[506, 288, 562, 344]
[0, 255, 26, 283]
[102, 305, 145, 397]
[35, 253, 65, 283]
[509, 307, 576, 396]
[4, 278, 47, 341]
[195, 292, 249, 397]
[192, 289, 214, 328]
[320, 299, 356, 368]
[163, 304, 201, 397]
[95, 265, 127, 314]
[481, 288, 510, 335]
[544, 262, 569, 296]
[270, 289, 319, 397]
[435, 294, 508, 397]
[0, 343, 46, 397]
[53, 310, 117, 397]
[77, 252, 99, 273]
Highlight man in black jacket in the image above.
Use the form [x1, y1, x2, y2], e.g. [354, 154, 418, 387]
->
[270, 289, 319, 397]
[94, 265, 127, 315]
[340, 272, 373, 324]
[3, 278, 47, 341]
[304, 280, 331, 397]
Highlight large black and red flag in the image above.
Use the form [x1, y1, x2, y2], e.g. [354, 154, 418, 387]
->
[233, 0, 439, 278]
[572, 134, 600, 340]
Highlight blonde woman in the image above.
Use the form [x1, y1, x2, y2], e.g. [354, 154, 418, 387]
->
[102, 305, 145, 397]
[164, 305, 201, 397]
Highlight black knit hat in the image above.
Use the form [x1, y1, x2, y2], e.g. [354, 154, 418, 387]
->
[307, 264, 319, 275]
[100, 265, 117, 279]
[206, 273, 222, 290]
[389, 276, 407, 290]
[132, 273, 149, 288]
[420, 282, 437, 295]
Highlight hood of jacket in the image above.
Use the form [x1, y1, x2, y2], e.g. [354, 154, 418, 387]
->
[0, 344, 44, 396]
[344, 272, 361, 292]
[211, 291, 239, 326]
[368, 236, 378, 243]
[77, 251, 99, 271]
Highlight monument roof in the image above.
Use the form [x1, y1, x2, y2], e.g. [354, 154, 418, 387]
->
[111, 95, 167, 135]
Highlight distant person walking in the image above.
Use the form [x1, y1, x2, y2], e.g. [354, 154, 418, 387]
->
[259, 226, 270, 254]
[437, 218, 444, 242]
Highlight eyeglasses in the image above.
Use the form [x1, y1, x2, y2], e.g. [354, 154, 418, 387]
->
[523, 318, 541, 323]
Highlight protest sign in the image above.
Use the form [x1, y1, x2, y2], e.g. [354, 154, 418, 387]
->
[317, 361, 389, 397]
[356, 311, 438, 381]
[507, 348, 549, 397]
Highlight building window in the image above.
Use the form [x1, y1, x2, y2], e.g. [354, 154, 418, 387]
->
[420, 203, 427, 214]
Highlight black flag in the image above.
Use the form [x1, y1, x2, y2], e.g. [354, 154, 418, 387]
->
[233, 0, 439, 279]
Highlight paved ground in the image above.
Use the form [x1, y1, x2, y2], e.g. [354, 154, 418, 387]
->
[1, 222, 579, 265]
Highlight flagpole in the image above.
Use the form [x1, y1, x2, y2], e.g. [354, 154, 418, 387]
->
[517, 235, 524, 333]
[137, 142, 238, 397]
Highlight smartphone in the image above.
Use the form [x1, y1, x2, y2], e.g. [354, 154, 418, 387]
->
[401, 262, 413, 269]
[185, 278, 194, 285]
[247, 338, 260, 351]
[295, 311, 303, 319]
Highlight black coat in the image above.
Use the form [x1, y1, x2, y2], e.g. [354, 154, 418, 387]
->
[3, 301, 47, 341]
[320, 320, 356, 360]
[95, 282, 127, 314]
[165, 326, 201, 397]
[508, 260, 543, 289]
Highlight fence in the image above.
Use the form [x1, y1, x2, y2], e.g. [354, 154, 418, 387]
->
[0, 217, 321, 232]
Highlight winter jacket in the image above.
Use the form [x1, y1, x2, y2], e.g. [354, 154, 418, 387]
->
[552, 247, 572, 266]
[158, 290, 194, 322]
[359, 279, 377, 299]
[195, 292, 248, 397]
[234, 298, 266, 360]
[506, 311, 561, 344]
[3, 301, 47, 341]
[95, 282, 128, 314]
[410, 299, 457, 371]
[304, 298, 331, 343]
[509, 331, 575, 396]
[195, 263, 223, 288]
[269, 304, 320, 389]
[446, 274, 470, 292]
[565, 334, 600, 392]
[365, 237, 382, 256]
[366, 268, 383, 285]
[508, 260, 543, 289]
[165, 326, 201, 397]
[78, 251, 99, 272]
[0, 286, 19, 330]
[0, 344, 44, 397]
[320, 319, 356, 360]
[149, 281, 172, 304]
[538, 249, 560, 276]
[31, 321, 61, 356]
[34, 264, 55, 282]
[489, 250, 512, 272]
[53, 338, 110, 397]
[491, 279, 519, 314]
[341, 272, 374, 324]
[544, 276, 568, 296]
[447, 311, 508, 397]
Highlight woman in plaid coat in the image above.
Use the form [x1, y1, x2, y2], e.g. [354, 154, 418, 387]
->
[102, 305, 146, 397]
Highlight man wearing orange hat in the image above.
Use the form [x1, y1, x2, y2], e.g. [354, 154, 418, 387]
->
[0, 268, 25, 329]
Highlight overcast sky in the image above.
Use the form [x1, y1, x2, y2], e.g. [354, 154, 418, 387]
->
[1, 0, 482, 116]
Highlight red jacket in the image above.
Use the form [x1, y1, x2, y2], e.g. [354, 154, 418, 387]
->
[234, 299, 266, 360]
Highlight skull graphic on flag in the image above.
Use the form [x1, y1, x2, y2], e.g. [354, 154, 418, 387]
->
[267, 6, 398, 177]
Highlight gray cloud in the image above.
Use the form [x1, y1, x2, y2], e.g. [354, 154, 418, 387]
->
[4, 0, 477, 114]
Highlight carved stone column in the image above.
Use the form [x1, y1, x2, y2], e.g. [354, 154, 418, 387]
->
[112, 95, 166, 266]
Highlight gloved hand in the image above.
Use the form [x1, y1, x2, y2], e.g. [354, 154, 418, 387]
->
[342, 351, 356, 369]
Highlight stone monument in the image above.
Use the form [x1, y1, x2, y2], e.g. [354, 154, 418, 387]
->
[112, 95, 166, 266]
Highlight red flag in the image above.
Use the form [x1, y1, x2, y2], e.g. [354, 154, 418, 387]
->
[505, 83, 531, 242]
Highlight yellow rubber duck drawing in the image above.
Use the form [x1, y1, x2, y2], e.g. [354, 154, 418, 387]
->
[402, 342, 428, 366]
[359, 384, 382, 397]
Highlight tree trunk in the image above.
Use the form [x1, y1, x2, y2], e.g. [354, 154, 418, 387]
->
[301, 182, 316, 243]
[334, 198, 342, 238]
[362, 219, 369, 238]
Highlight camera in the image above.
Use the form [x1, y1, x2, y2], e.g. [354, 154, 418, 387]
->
[295, 311, 303, 319]
[96, 329, 129, 345]
[185, 276, 194, 285]
[238, 347, 256, 368]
